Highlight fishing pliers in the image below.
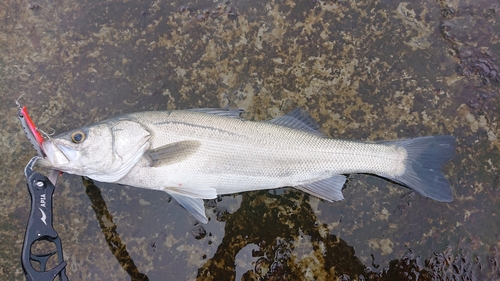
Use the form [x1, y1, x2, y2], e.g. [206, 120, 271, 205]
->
[21, 156, 68, 281]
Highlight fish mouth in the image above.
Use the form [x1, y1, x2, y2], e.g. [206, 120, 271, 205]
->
[40, 140, 76, 169]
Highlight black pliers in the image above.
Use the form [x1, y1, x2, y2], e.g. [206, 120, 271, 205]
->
[22, 156, 68, 281]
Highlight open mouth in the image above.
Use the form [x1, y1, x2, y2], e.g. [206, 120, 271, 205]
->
[42, 140, 73, 166]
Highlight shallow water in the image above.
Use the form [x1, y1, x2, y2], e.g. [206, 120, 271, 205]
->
[0, 0, 499, 280]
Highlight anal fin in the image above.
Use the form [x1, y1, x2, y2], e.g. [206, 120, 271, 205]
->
[168, 192, 209, 224]
[295, 175, 346, 201]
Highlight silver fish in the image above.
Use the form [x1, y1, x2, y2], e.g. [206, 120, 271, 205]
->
[38, 108, 455, 223]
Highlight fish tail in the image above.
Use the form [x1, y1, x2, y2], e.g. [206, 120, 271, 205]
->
[386, 135, 455, 202]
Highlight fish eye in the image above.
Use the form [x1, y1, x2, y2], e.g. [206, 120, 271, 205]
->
[71, 131, 85, 143]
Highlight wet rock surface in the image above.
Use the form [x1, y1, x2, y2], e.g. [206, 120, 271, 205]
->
[0, 0, 499, 280]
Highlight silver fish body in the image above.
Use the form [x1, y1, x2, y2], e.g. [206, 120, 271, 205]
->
[38, 109, 455, 223]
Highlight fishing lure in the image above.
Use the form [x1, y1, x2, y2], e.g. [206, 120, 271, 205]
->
[17, 103, 60, 184]
[18, 105, 45, 157]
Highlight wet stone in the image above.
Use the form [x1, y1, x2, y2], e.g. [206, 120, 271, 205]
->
[0, 0, 499, 279]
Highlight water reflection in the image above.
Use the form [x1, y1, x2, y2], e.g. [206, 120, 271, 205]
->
[82, 177, 500, 280]
[199, 188, 500, 280]
[82, 177, 149, 281]
[198, 190, 366, 280]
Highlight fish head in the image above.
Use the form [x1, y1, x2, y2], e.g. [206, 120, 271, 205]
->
[38, 119, 151, 182]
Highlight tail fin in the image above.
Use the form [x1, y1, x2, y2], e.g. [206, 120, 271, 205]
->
[386, 136, 455, 202]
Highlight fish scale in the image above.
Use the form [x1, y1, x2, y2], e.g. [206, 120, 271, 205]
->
[38, 108, 455, 223]
[116, 111, 412, 201]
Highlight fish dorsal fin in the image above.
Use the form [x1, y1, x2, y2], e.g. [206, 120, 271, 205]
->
[295, 175, 346, 201]
[146, 140, 201, 167]
[167, 192, 209, 223]
[268, 108, 325, 136]
[187, 108, 244, 119]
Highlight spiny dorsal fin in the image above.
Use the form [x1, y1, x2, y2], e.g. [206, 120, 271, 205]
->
[268, 108, 325, 136]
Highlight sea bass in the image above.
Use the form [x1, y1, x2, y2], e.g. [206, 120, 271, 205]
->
[38, 108, 455, 223]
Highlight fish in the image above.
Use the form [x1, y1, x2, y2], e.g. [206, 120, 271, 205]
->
[37, 108, 455, 223]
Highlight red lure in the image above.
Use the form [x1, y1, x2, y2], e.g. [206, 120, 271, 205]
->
[18, 106, 45, 157]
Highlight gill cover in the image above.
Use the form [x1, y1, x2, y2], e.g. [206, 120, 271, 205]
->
[90, 120, 151, 182]
[40, 119, 150, 183]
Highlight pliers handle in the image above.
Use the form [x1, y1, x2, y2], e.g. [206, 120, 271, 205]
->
[22, 157, 68, 281]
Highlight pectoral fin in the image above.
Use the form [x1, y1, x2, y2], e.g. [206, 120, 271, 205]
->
[168, 192, 208, 224]
[167, 185, 218, 199]
[146, 140, 201, 167]
[295, 175, 347, 201]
